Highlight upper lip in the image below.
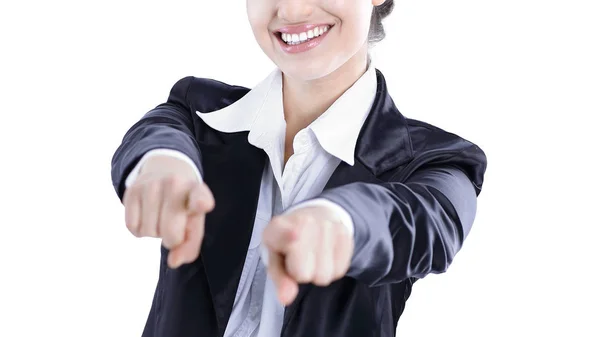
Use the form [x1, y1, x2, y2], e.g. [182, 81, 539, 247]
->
[275, 24, 333, 34]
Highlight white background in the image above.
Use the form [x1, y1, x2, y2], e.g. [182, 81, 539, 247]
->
[1, 0, 599, 336]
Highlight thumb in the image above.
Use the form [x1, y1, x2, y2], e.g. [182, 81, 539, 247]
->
[187, 182, 215, 214]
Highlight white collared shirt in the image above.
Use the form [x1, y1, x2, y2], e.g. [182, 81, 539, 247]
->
[125, 61, 378, 337]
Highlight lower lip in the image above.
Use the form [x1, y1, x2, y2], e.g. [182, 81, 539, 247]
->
[276, 28, 332, 54]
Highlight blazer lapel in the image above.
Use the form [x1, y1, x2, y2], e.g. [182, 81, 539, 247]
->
[281, 69, 414, 335]
[199, 136, 266, 337]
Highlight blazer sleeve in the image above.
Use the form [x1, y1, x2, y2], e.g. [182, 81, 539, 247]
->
[110, 76, 203, 202]
[318, 145, 487, 286]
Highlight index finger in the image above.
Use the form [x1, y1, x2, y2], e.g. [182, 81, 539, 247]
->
[167, 212, 205, 268]
[267, 251, 298, 306]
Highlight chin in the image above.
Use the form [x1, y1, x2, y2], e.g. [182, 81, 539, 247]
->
[277, 58, 339, 81]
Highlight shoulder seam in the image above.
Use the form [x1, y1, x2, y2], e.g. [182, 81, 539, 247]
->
[184, 76, 194, 109]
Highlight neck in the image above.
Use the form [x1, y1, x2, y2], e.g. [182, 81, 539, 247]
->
[282, 44, 370, 129]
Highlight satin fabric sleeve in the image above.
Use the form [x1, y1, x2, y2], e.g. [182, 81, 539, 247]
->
[319, 165, 480, 286]
[110, 76, 203, 201]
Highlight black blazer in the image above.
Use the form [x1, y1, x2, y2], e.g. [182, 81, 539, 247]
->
[111, 69, 487, 337]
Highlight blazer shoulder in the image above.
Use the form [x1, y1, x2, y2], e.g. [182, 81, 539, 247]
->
[401, 117, 487, 195]
[405, 117, 483, 155]
[170, 75, 251, 113]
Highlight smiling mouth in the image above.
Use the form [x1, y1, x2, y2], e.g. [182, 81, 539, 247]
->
[277, 25, 332, 46]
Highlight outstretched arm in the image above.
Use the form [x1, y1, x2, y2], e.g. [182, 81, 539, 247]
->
[111, 76, 203, 201]
[321, 165, 478, 286]
[263, 156, 485, 304]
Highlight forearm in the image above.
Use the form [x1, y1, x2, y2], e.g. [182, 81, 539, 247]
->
[111, 76, 203, 200]
[319, 166, 477, 286]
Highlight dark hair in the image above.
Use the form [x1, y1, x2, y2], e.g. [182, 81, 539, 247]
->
[369, 0, 395, 43]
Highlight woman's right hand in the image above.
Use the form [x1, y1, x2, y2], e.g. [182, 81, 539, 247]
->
[122, 155, 215, 269]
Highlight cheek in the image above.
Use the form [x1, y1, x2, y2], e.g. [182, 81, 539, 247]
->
[352, 0, 375, 35]
[246, 0, 262, 20]
[331, 0, 373, 46]
[336, 18, 371, 56]
[246, 1, 272, 42]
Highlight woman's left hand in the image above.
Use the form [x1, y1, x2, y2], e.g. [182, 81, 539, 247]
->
[262, 206, 354, 305]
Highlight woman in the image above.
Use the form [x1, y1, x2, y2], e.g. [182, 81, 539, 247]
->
[110, 0, 487, 336]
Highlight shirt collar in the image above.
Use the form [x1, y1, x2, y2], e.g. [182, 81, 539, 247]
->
[194, 69, 280, 135]
[195, 62, 377, 166]
[307, 61, 377, 165]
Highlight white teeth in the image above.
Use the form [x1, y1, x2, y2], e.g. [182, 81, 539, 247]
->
[281, 26, 331, 45]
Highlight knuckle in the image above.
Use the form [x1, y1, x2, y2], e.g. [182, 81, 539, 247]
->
[298, 273, 312, 283]
[270, 215, 285, 226]
[140, 221, 159, 237]
[166, 224, 185, 242]
[162, 238, 173, 249]
[314, 275, 332, 286]
[140, 227, 155, 238]
[261, 228, 270, 241]
[334, 265, 348, 280]
[132, 185, 146, 200]
[164, 175, 184, 191]
[122, 189, 131, 203]
[298, 214, 312, 224]
[162, 175, 176, 191]
[334, 228, 347, 242]
[151, 179, 163, 193]
[304, 216, 319, 229]
[288, 267, 304, 282]
[125, 221, 136, 231]
[322, 219, 334, 232]
[144, 181, 161, 199]
[126, 223, 140, 237]
[262, 231, 276, 249]
[288, 259, 309, 283]
[127, 182, 142, 197]
[268, 217, 287, 232]
[137, 227, 149, 237]
[160, 223, 173, 239]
